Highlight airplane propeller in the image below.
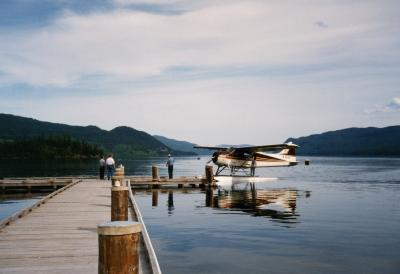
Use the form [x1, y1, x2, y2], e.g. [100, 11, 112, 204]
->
[206, 152, 220, 164]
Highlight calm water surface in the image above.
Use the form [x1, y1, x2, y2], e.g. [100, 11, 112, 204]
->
[0, 194, 46, 220]
[1, 156, 399, 273]
[133, 156, 400, 274]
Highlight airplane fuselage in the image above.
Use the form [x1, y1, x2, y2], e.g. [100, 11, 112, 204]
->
[214, 152, 298, 168]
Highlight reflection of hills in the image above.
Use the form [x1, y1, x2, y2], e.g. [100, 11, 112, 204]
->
[207, 187, 305, 225]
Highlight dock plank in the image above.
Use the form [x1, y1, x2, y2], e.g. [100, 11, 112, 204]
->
[0, 180, 116, 274]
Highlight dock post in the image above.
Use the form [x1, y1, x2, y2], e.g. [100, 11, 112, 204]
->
[112, 166, 125, 187]
[111, 186, 129, 221]
[98, 221, 142, 274]
[152, 166, 159, 181]
[205, 165, 214, 186]
[152, 166, 160, 188]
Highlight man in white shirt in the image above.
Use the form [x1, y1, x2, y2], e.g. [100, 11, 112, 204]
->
[106, 155, 115, 180]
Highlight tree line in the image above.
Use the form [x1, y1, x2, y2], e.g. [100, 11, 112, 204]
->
[0, 135, 104, 159]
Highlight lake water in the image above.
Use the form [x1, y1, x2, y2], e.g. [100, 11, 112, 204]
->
[0, 194, 47, 221]
[1, 156, 399, 273]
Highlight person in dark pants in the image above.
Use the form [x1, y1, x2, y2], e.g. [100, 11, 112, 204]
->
[99, 156, 106, 179]
[106, 154, 115, 180]
[166, 154, 174, 179]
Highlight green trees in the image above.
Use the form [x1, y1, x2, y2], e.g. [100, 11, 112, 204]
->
[0, 135, 104, 159]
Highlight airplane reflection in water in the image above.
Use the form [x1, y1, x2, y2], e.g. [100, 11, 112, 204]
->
[147, 185, 311, 225]
[206, 183, 311, 225]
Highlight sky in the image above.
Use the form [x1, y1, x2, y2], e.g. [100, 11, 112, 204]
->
[0, 0, 399, 145]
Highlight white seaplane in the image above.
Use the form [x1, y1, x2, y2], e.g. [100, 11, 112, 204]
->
[194, 142, 299, 179]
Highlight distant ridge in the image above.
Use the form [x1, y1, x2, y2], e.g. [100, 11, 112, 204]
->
[153, 135, 209, 155]
[286, 126, 400, 156]
[152, 136, 254, 155]
[1, 113, 398, 158]
[0, 113, 194, 158]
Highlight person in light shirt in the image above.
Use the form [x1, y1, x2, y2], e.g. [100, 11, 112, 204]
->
[106, 154, 115, 180]
[166, 154, 174, 179]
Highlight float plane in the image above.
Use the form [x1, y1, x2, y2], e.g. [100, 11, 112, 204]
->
[194, 142, 299, 177]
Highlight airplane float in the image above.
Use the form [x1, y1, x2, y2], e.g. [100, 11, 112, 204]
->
[194, 142, 299, 177]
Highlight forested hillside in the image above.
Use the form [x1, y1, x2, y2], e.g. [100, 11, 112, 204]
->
[286, 126, 400, 156]
[0, 113, 189, 158]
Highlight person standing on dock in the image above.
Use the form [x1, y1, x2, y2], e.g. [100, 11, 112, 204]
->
[106, 154, 115, 180]
[166, 154, 174, 179]
[99, 156, 106, 180]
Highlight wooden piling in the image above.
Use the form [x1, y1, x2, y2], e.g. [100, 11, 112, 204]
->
[111, 178, 118, 186]
[152, 166, 159, 181]
[115, 167, 124, 177]
[111, 186, 129, 221]
[112, 166, 125, 186]
[112, 175, 125, 186]
[305, 159, 310, 165]
[205, 165, 214, 185]
[98, 221, 142, 274]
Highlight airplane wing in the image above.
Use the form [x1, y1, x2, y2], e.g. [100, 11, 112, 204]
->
[193, 145, 229, 150]
[234, 143, 299, 153]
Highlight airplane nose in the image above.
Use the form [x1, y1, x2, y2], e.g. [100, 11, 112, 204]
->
[212, 152, 219, 163]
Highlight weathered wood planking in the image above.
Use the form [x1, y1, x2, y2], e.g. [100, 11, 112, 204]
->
[0, 179, 154, 274]
[0, 179, 75, 194]
[0, 180, 80, 230]
[2, 176, 97, 181]
[128, 176, 206, 184]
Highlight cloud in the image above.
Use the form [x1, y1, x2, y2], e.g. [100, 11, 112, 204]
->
[365, 97, 400, 113]
[0, 0, 399, 87]
[314, 21, 328, 28]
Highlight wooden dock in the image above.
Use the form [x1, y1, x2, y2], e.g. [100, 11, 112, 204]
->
[0, 179, 160, 274]
[127, 176, 208, 188]
[0, 179, 74, 193]
[0, 175, 215, 192]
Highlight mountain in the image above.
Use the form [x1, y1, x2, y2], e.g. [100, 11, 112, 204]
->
[2, 113, 398, 158]
[0, 113, 192, 158]
[286, 126, 400, 156]
[153, 135, 210, 155]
